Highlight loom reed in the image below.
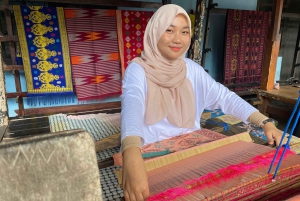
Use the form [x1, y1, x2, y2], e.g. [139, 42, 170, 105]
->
[147, 141, 300, 200]
[268, 90, 300, 180]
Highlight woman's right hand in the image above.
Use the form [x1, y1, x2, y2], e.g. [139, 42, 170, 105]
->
[122, 147, 149, 201]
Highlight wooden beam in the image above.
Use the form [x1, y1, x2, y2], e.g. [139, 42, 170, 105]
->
[3, 0, 25, 117]
[12, 69, 21, 93]
[95, 133, 121, 152]
[261, 36, 281, 91]
[269, 0, 283, 41]
[0, 39, 9, 126]
[0, 5, 12, 11]
[14, 101, 121, 116]
[0, 125, 8, 142]
[282, 12, 300, 19]
[98, 157, 114, 169]
[6, 92, 27, 98]
[26, 0, 162, 8]
[0, 36, 19, 42]
[261, 0, 283, 91]
[3, 0, 16, 64]
[3, 65, 24, 71]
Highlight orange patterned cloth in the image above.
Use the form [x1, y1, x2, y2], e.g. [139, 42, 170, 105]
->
[64, 8, 121, 102]
[113, 129, 227, 166]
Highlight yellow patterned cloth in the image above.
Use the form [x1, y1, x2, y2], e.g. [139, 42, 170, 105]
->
[13, 5, 73, 96]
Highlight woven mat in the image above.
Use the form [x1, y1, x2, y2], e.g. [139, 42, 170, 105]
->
[99, 166, 123, 201]
[49, 113, 120, 141]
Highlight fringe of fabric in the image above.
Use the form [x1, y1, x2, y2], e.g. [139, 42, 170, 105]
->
[26, 94, 76, 107]
[77, 95, 121, 105]
[147, 148, 296, 201]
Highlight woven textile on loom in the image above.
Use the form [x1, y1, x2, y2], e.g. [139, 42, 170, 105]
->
[113, 129, 228, 167]
[13, 5, 73, 96]
[116, 10, 154, 78]
[202, 110, 300, 154]
[64, 8, 121, 102]
[115, 133, 300, 200]
[224, 10, 271, 92]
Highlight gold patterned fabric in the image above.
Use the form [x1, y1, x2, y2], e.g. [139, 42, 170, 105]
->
[13, 5, 73, 96]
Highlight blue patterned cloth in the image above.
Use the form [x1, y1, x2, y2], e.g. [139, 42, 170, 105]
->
[13, 5, 73, 96]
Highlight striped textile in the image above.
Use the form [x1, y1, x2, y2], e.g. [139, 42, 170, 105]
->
[64, 8, 121, 102]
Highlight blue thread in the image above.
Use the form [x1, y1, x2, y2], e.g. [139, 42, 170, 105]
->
[206, 119, 230, 132]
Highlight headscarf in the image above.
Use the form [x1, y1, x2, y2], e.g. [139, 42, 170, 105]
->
[131, 4, 195, 128]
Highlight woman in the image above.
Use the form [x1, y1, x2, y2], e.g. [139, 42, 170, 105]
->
[121, 4, 285, 201]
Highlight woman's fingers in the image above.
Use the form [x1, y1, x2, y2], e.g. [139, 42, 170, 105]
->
[263, 122, 288, 146]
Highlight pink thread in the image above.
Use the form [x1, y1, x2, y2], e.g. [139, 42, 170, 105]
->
[147, 148, 295, 201]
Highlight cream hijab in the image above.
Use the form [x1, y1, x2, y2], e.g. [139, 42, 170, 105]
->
[132, 4, 196, 128]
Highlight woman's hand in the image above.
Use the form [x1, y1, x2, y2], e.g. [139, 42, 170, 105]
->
[263, 122, 287, 146]
[122, 147, 149, 201]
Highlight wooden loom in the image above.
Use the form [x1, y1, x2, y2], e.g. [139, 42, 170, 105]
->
[115, 132, 300, 201]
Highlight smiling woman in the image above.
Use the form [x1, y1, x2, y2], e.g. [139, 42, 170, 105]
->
[120, 4, 287, 201]
[157, 14, 191, 61]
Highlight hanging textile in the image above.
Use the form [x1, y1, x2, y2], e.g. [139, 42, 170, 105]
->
[13, 5, 73, 96]
[190, 0, 205, 64]
[116, 10, 154, 78]
[223, 10, 271, 92]
[64, 8, 121, 103]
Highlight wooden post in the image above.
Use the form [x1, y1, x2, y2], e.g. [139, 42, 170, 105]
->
[0, 43, 9, 126]
[261, 0, 283, 90]
[3, 0, 25, 117]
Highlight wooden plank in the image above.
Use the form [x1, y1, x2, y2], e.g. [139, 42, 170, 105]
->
[9, 121, 50, 132]
[261, 35, 281, 90]
[12, 70, 21, 93]
[3, 65, 24, 71]
[261, 0, 283, 91]
[17, 95, 25, 117]
[9, 116, 49, 127]
[0, 125, 8, 142]
[5, 127, 51, 138]
[253, 86, 299, 105]
[6, 92, 27, 98]
[266, 104, 292, 120]
[235, 90, 255, 97]
[95, 133, 121, 152]
[98, 157, 114, 169]
[26, 0, 162, 8]
[3, 0, 16, 63]
[0, 36, 19, 42]
[3, 0, 25, 117]
[269, 0, 283, 41]
[11, 70, 25, 116]
[282, 12, 300, 19]
[0, 5, 12, 11]
[14, 101, 121, 116]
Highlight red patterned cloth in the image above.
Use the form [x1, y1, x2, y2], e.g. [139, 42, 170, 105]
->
[64, 8, 121, 102]
[116, 10, 154, 78]
[112, 129, 227, 167]
[224, 10, 271, 92]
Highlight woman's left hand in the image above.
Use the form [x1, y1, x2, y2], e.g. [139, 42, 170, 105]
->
[263, 122, 288, 146]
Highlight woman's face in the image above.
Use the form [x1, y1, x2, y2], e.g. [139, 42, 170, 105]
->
[157, 14, 191, 61]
